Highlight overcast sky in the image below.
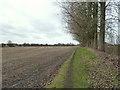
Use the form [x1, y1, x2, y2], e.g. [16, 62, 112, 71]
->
[0, 0, 79, 44]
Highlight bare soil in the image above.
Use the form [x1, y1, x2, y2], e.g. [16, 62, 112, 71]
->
[2, 46, 77, 88]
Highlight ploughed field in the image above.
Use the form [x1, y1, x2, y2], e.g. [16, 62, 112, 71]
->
[2, 46, 76, 88]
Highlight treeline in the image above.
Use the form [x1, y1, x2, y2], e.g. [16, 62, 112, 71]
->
[61, 1, 119, 52]
[1, 43, 76, 47]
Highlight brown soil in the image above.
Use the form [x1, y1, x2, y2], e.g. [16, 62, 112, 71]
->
[2, 46, 77, 88]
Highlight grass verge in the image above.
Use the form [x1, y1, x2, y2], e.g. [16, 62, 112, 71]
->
[74, 47, 118, 88]
[72, 47, 92, 88]
[47, 47, 118, 88]
[47, 52, 74, 88]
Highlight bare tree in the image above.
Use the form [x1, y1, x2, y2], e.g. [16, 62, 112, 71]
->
[60, 1, 118, 52]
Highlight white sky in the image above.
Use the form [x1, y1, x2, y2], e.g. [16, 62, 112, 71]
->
[0, 0, 79, 44]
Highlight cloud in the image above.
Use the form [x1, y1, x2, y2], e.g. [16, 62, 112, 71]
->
[0, 0, 79, 44]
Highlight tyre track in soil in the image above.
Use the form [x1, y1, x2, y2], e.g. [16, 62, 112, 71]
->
[2, 46, 77, 88]
[2, 47, 48, 70]
[2, 49, 58, 74]
[64, 49, 77, 88]
[7, 55, 67, 88]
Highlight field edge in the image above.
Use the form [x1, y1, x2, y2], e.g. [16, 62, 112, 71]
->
[46, 50, 75, 88]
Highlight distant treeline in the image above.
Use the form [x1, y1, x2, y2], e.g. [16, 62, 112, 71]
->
[1, 43, 76, 47]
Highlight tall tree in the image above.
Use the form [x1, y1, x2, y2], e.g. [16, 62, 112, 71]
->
[99, 2, 106, 51]
[93, 2, 98, 49]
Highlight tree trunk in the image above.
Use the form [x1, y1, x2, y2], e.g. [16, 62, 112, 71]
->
[93, 2, 98, 49]
[94, 33, 97, 49]
[91, 39, 94, 48]
[99, 2, 106, 52]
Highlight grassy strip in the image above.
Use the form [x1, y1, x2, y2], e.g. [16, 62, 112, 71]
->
[47, 47, 118, 88]
[47, 47, 92, 88]
[72, 47, 92, 88]
[47, 47, 93, 88]
[74, 47, 118, 88]
[47, 52, 74, 88]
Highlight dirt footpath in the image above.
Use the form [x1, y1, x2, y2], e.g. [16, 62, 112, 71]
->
[64, 50, 77, 88]
[2, 46, 77, 88]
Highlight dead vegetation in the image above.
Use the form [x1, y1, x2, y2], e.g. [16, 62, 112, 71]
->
[87, 48, 118, 88]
